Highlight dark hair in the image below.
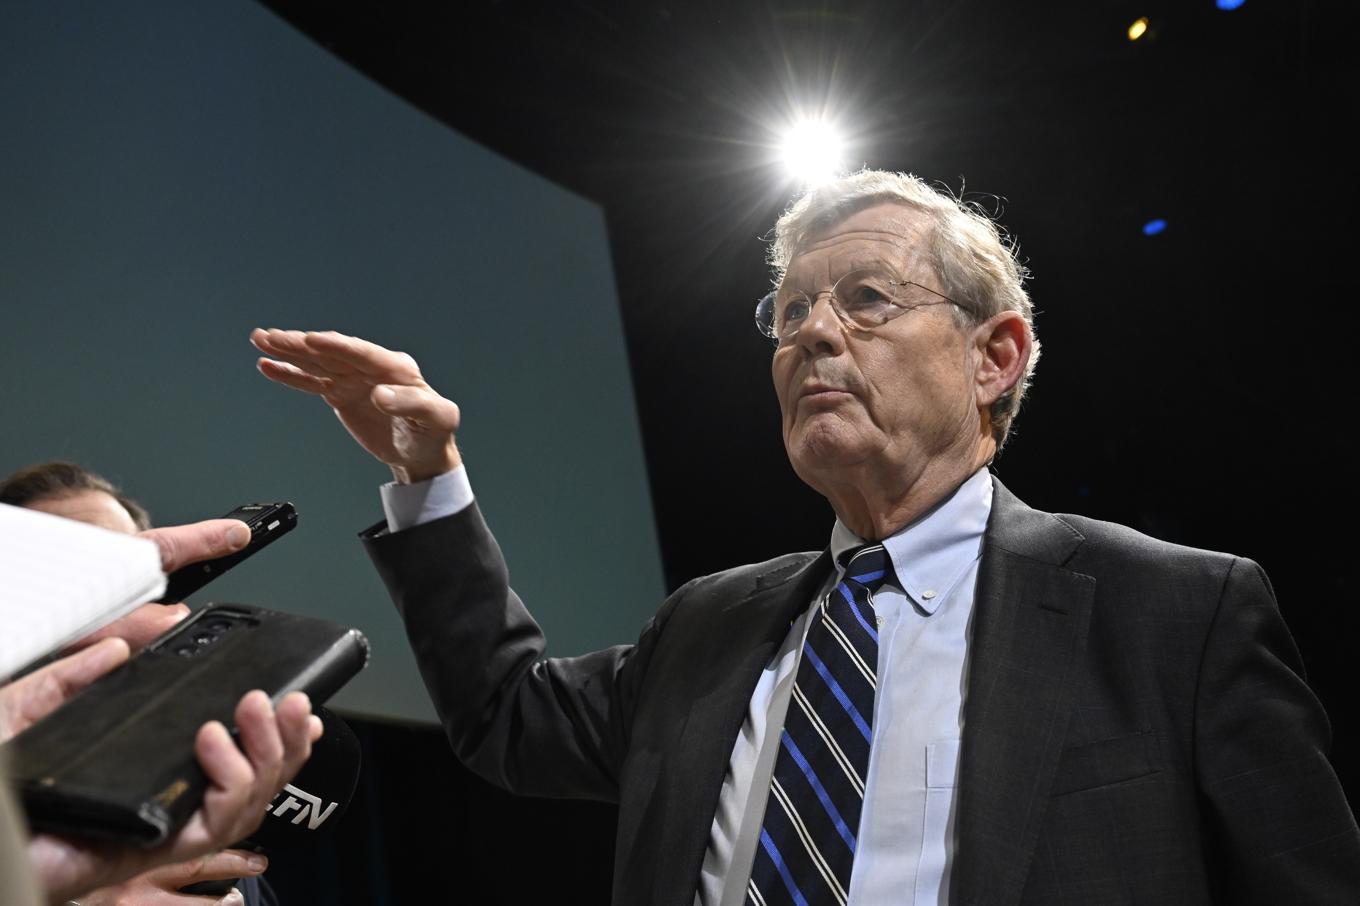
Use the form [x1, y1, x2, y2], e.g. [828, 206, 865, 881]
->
[0, 461, 151, 531]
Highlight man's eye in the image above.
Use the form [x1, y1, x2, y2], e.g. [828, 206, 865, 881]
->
[844, 285, 892, 309]
[779, 298, 810, 326]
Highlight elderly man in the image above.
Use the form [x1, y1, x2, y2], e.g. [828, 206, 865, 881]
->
[253, 169, 1359, 906]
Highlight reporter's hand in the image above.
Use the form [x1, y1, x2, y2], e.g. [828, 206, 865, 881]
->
[66, 517, 252, 654]
[142, 518, 252, 575]
[26, 690, 322, 904]
[75, 848, 266, 906]
[0, 515, 260, 748]
[251, 328, 462, 483]
[0, 639, 129, 743]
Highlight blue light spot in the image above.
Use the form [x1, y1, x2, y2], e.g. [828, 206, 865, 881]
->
[1142, 218, 1168, 236]
[1216, 0, 1245, 9]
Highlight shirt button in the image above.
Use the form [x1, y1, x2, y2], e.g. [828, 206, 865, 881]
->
[922, 590, 937, 600]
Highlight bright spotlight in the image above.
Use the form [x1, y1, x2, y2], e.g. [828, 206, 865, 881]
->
[1128, 17, 1150, 41]
[780, 117, 845, 188]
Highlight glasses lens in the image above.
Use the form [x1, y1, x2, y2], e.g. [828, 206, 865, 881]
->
[754, 291, 778, 340]
[833, 269, 910, 328]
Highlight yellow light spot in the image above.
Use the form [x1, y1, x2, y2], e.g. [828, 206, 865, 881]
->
[1128, 17, 1150, 41]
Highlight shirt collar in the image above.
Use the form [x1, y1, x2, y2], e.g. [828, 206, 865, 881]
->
[828, 467, 993, 615]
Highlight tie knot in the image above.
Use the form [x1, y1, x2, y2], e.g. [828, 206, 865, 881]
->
[839, 544, 894, 593]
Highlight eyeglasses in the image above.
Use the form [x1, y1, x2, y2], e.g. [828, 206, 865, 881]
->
[754, 268, 965, 347]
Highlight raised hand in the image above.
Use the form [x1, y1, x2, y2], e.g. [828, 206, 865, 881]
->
[251, 329, 462, 483]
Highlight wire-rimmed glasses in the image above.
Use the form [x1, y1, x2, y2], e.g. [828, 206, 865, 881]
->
[755, 268, 964, 347]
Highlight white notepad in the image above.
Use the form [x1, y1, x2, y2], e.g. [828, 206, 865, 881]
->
[0, 502, 166, 679]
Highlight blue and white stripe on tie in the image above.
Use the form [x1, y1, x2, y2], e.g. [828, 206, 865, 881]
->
[745, 544, 893, 906]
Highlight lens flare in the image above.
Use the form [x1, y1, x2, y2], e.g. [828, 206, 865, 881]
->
[779, 117, 845, 188]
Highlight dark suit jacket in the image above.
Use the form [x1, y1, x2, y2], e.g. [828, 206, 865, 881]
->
[362, 478, 1360, 905]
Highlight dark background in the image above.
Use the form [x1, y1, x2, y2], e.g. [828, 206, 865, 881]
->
[248, 1, 1357, 902]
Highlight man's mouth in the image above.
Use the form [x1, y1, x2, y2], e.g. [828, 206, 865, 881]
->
[798, 382, 855, 403]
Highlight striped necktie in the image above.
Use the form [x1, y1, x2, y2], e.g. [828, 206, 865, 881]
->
[746, 544, 891, 906]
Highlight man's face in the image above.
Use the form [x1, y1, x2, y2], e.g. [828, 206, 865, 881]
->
[772, 202, 982, 493]
[25, 489, 139, 535]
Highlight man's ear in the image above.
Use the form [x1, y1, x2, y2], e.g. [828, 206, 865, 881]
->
[973, 311, 1031, 408]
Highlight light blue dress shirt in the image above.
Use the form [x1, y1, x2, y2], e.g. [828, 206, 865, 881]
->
[381, 465, 992, 906]
[697, 467, 991, 906]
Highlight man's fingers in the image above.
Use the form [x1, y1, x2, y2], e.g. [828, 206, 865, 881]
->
[74, 603, 189, 653]
[250, 327, 322, 362]
[195, 719, 254, 803]
[28, 702, 281, 899]
[187, 720, 257, 853]
[141, 518, 251, 573]
[304, 330, 423, 382]
[251, 328, 356, 378]
[274, 691, 321, 778]
[256, 357, 332, 396]
[234, 691, 286, 786]
[151, 849, 269, 886]
[252, 327, 461, 479]
[0, 639, 131, 741]
[194, 694, 273, 832]
[371, 384, 462, 433]
[253, 327, 392, 380]
[40, 638, 132, 696]
[170, 690, 306, 865]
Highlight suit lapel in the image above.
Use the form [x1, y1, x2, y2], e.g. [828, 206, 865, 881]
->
[655, 551, 832, 906]
[951, 479, 1095, 906]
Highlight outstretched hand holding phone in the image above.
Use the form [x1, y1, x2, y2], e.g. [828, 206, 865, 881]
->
[62, 517, 255, 658]
[0, 518, 322, 904]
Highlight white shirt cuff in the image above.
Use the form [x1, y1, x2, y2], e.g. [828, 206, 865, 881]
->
[380, 465, 474, 533]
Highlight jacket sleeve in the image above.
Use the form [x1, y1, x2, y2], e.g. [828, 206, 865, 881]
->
[1193, 556, 1360, 903]
[362, 502, 684, 803]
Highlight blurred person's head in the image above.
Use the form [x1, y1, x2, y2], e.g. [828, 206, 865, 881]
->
[0, 461, 150, 534]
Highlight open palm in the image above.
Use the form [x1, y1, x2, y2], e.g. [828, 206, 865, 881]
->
[251, 329, 461, 481]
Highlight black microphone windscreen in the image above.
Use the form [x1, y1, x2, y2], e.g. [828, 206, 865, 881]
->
[248, 705, 361, 852]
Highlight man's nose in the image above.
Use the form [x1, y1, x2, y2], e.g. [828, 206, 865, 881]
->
[794, 292, 848, 352]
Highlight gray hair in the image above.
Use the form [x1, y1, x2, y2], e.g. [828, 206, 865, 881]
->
[769, 169, 1039, 450]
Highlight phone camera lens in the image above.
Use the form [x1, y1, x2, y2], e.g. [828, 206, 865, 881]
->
[193, 633, 214, 646]
[202, 620, 233, 633]
[175, 645, 196, 657]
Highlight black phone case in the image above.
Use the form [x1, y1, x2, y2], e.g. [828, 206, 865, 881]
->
[1, 603, 369, 846]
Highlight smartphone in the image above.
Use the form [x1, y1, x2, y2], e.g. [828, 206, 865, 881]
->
[2, 603, 369, 846]
[160, 502, 297, 603]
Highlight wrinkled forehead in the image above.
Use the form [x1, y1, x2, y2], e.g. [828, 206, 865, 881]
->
[781, 203, 935, 289]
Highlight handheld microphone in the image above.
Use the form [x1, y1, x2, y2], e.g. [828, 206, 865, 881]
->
[179, 705, 361, 895]
[248, 704, 361, 850]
